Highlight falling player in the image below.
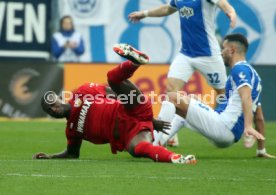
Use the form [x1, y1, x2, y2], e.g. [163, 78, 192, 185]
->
[33, 44, 196, 164]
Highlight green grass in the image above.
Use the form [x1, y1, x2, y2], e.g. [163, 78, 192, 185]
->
[0, 121, 276, 195]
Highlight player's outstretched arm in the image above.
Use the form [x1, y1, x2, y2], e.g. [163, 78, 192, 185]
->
[238, 86, 265, 140]
[33, 144, 81, 159]
[128, 4, 177, 23]
[217, 0, 236, 28]
[33, 150, 77, 159]
[253, 106, 276, 158]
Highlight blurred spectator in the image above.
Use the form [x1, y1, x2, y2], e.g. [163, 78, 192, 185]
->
[52, 16, 85, 62]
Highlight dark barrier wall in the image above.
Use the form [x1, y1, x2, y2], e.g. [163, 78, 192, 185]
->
[0, 0, 51, 59]
[254, 66, 276, 121]
[0, 61, 63, 118]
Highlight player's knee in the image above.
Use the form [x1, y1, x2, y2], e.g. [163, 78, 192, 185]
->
[127, 131, 153, 157]
[127, 141, 138, 157]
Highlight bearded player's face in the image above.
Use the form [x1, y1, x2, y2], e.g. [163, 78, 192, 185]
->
[221, 40, 232, 67]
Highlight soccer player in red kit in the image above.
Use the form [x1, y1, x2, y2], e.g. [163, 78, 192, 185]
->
[33, 44, 196, 164]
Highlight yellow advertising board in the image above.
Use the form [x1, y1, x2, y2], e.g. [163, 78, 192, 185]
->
[64, 64, 215, 117]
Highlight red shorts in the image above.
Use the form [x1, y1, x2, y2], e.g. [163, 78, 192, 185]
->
[110, 100, 154, 154]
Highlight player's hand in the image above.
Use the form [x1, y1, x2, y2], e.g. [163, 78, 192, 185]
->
[33, 152, 51, 159]
[152, 119, 171, 135]
[128, 11, 146, 23]
[257, 152, 276, 159]
[243, 135, 256, 148]
[244, 126, 265, 140]
[226, 11, 236, 28]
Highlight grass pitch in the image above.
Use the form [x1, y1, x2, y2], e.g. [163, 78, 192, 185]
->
[0, 121, 276, 195]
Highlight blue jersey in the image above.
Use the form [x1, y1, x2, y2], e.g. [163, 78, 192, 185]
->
[215, 61, 262, 142]
[169, 0, 221, 57]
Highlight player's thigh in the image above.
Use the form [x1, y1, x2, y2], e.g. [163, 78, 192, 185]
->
[108, 80, 145, 109]
[168, 53, 194, 85]
[186, 99, 235, 147]
[193, 55, 227, 90]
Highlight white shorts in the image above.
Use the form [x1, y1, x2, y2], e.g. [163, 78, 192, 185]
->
[168, 53, 227, 89]
[186, 99, 235, 148]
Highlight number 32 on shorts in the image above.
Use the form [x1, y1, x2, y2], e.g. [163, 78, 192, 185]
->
[207, 73, 220, 84]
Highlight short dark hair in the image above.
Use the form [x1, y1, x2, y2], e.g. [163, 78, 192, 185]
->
[41, 96, 52, 113]
[41, 93, 56, 117]
[223, 33, 249, 53]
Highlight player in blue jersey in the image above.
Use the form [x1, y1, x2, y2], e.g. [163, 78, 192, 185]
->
[160, 33, 275, 157]
[129, 0, 237, 146]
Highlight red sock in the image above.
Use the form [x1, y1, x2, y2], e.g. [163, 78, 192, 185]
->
[107, 60, 138, 84]
[134, 142, 174, 162]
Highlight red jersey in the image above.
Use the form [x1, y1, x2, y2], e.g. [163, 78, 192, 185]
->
[66, 83, 120, 146]
[65, 82, 154, 154]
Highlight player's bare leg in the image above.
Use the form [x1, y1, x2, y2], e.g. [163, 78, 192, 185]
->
[107, 44, 149, 109]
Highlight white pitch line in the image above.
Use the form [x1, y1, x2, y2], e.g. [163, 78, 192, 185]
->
[4, 173, 194, 181]
[0, 159, 268, 163]
[3, 173, 276, 182]
[0, 158, 263, 162]
[0, 159, 132, 163]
